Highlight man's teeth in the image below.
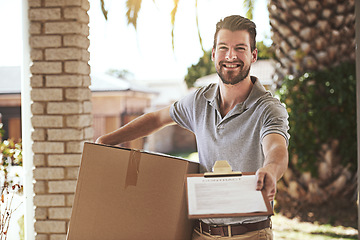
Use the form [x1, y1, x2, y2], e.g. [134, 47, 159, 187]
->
[225, 64, 238, 68]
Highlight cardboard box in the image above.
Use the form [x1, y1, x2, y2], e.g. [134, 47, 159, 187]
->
[67, 142, 199, 240]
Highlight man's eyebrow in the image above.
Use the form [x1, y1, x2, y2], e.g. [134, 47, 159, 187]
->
[217, 42, 249, 47]
[235, 43, 248, 47]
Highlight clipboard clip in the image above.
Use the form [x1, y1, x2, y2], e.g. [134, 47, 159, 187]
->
[204, 160, 242, 178]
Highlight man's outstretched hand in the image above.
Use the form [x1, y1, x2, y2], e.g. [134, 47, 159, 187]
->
[256, 167, 277, 202]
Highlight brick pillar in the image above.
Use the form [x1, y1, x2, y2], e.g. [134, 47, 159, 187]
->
[28, 0, 92, 239]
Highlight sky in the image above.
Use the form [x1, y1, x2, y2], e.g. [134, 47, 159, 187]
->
[0, 0, 271, 82]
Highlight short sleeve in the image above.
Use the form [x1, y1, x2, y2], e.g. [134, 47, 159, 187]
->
[170, 90, 198, 133]
[260, 101, 290, 145]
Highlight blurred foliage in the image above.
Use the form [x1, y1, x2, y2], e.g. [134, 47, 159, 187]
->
[0, 125, 4, 139]
[0, 140, 22, 168]
[257, 41, 274, 60]
[18, 215, 24, 240]
[184, 41, 273, 88]
[1, 122, 23, 239]
[1, 183, 23, 239]
[184, 50, 215, 89]
[107, 69, 134, 80]
[244, 0, 255, 20]
[0, 123, 23, 187]
[277, 62, 357, 174]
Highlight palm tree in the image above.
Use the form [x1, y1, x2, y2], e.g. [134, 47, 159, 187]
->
[266, 0, 356, 209]
[268, 0, 356, 82]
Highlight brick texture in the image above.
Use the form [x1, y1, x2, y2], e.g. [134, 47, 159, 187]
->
[48, 207, 72, 219]
[45, 48, 83, 60]
[34, 195, 66, 207]
[63, 35, 90, 48]
[29, 8, 61, 21]
[50, 234, 68, 240]
[31, 88, 63, 101]
[33, 168, 65, 180]
[29, 0, 92, 238]
[31, 62, 62, 74]
[47, 154, 81, 166]
[46, 75, 83, 87]
[31, 116, 63, 128]
[31, 49, 44, 60]
[47, 102, 84, 114]
[64, 61, 90, 74]
[35, 221, 66, 233]
[30, 36, 62, 48]
[30, 75, 44, 87]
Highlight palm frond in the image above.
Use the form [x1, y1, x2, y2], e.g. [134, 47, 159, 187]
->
[170, 0, 179, 51]
[243, 0, 254, 20]
[126, 0, 142, 29]
[100, 0, 108, 20]
[195, 0, 205, 54]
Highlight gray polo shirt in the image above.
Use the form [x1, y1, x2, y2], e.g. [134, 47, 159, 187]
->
[170, 77, 289, 225]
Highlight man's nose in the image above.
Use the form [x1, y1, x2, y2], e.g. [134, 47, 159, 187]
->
[225, 49, 237, 60]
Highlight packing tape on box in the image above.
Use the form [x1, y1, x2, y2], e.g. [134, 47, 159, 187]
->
[125, 149, 141, 188]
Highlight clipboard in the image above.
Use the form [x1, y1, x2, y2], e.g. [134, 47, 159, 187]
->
[186, 161, 273, 219]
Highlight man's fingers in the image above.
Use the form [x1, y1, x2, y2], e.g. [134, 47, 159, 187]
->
[256, 172, 265, 191]
[267, 188, 276, 201]
[256, 170, 276, 201]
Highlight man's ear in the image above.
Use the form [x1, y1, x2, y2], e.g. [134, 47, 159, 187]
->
[252, 48, 258, 63]
[211, 48, 215, 61]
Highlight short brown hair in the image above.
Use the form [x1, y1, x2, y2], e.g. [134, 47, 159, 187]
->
[213, 15, 257, 51]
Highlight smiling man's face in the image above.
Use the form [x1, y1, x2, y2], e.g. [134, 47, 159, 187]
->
[212, 29, 257, 85]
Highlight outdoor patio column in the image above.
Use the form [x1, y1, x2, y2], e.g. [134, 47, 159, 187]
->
[28, 0, 92, 239]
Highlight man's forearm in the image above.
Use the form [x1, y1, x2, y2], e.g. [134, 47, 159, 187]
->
[262, 140, 288, 181]
[256, 133, 288, 200]
[96, 106, 175, 145]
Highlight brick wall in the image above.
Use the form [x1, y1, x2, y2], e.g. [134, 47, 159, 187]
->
[28, 0, 92, 239]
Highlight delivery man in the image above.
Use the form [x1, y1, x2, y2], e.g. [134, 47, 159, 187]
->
[96, 15, 289, 240]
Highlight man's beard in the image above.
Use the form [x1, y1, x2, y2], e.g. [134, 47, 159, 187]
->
[216, 61, 251, 85]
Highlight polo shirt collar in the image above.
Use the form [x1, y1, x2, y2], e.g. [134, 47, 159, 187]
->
[203, 83, 219, 103]
[243, 76, 269, 110]
[203, 76, 269, 111]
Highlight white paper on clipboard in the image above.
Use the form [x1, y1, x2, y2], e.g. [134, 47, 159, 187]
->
[186, 175, 269, 217]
